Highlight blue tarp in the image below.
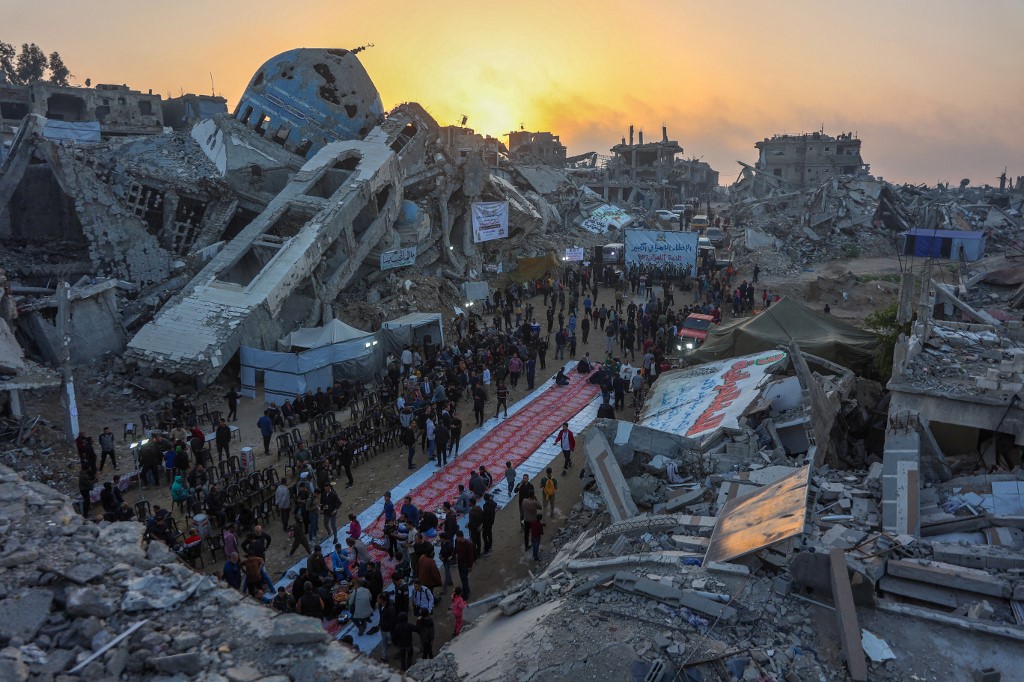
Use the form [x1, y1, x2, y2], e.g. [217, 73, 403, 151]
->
[901, 229, 986, 261]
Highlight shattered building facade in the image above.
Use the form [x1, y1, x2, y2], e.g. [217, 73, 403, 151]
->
[755, 130, 868, 186]
[507, 129, 566, 166]
[0, 81, 165, 142]
[572, 125, 720, 210]
[0, 47, 604, 388]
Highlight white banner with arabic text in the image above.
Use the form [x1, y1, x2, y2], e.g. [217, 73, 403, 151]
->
[471, 201, 509, 243]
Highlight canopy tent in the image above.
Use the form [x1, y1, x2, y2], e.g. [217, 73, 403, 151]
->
[900, 228, 986, 261]
[380, 312, 444, 351]
[690, 297, 880, 373]
[512, 254, 560, 283]
[242, 314, 441, 404]
[280, 318, 371, 351]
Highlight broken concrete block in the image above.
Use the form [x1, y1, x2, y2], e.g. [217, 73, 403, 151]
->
[773, 576, 792, 596]
[705, 561, 751, 577]
[886, 558, 1011, 599]
[966, 600, 996, 621]
[665, 486, 704, 512]
[679, 591, 737, 624]
[973, 668, 1002, 682]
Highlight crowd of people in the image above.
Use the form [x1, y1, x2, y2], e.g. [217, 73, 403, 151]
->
[69, 253, 775, 670]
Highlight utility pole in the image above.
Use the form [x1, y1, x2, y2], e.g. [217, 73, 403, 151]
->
[56, 280, 79, 441]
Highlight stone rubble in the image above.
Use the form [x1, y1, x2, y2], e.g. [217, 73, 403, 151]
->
[0, 463, 406, 681]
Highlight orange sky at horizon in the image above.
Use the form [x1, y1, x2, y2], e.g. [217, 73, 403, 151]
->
[3, 0, 1022, 185]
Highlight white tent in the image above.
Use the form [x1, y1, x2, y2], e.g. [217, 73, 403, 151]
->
[280, 319, 371, 351]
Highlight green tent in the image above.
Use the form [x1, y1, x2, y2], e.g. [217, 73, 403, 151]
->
[690, 297, 880, 372]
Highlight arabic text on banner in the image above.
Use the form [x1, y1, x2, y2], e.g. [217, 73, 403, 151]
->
[624, 229, 698, 270]
[565, 247, 585, 261]
[380, 246, 417, 271]
[471, 201, 510, 243]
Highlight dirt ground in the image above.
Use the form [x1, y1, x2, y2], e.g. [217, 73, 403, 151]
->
[11, 255, 903, 662]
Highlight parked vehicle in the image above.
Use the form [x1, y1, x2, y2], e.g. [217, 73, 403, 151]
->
[690, 214, 710, 233]
[705, 226, 724, 246]
[594, 242, 625, 268]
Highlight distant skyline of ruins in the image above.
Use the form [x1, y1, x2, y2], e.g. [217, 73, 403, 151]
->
[3, 0, 1022, 185]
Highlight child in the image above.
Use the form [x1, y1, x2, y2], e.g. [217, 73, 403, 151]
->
[530, 513, 545, 561]
[450, 586, 466, 636]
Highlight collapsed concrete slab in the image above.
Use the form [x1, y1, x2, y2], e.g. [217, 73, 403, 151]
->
[127, 141, 402, 385]
[584, 427, 639, 523]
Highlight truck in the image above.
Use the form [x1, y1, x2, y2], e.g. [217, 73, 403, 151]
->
[594, 242, 625, 268]
[697, 237, 732, 270]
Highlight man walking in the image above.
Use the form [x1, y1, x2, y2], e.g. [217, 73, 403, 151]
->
[482, 493, 496, 555]
[224, 387, 240, 422]
[504, 462, 517, 496]
[467, 497, 483, 558]
[257, 410, 274, 456]
[494, 380, 509, 419]
[275, 479, 291, 532]
[454, 530, 474, 600]
[553, 422, 576, 475]
[521, 492, 541, 552]
[540, 467, 558, 517]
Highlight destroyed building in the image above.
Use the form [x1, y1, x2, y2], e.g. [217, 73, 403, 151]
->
[0, 46, 613, 389]
[569, 125, 720, 209]
[754, 130, 868, 187]
[0, 81, 165, 144]
[231, 47, 384, 158]
[506, 129, 566, 166]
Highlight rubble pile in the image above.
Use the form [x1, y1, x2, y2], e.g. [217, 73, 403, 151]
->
[410, 340, 1024, 681]
[0, 47, 616, 390]
[0, 464, 404, 681]
[412, 445, 1024, 682]
[726, 172, 1024, 278]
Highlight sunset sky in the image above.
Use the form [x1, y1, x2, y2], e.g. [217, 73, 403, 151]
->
[3, 0, 1022, 185]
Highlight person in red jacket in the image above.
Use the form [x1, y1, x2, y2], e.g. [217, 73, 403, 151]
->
[553, 422, 576, 475]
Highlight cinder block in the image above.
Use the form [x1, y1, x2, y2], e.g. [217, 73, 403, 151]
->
[975, 378, 999, 390]
[999, 382, 1023, 392]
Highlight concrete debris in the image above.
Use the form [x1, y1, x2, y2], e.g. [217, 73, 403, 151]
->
[2, 47, 615, 387]
[0, 464, 400, 680]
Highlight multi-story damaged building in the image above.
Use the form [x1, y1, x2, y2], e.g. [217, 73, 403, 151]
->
[577, 125, 719, 209]
[754, 131, 869, 186]
[0, 82, 165, 140]
[507, 130, 566, 166]
[0, 46, 574, 386]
